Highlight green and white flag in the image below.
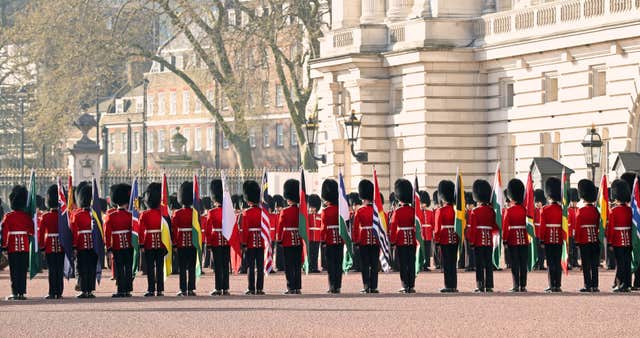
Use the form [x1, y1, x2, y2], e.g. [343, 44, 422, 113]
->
[491, 163, 504, 269]
[338, 169, 353, 272]
[27, 170, 40, 279]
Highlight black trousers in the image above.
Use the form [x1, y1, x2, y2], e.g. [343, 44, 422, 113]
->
[474, 246, 494, 288]
[397, 245, 416, 289]
[359, 244, 379, 290]
[352, 245, 361, 272]
[536, 239, 546, 269]
[325, 244, 343, 290]
[178, 247, 196, 292]
[458, 242, 466, 268]
[113, 248, 133, 293]
[211, 246, 230, 291]
[569, 237, 579, 267]
[421, 240, 432, 270]
[579, 243, 599, 289]
[77, 249, 97, 293]
[433, 244, 442, 269]
[144, 248, 165, 292]
[8, 252, 28, 295]
[634, 268, 640, 288]
[390, 245, 399, 272]
[441, 244, 458, 289]
[309, 241, 321, 272]
[283, 245, 302, 290]
[320, 243, 327, 271]
[275, 242, 285, 271]
[545, 243, 562, 288]
[606, 244, 616, 269]
[508, 245, 528, 288]
[614, 246, 632, 288]
[504, 244, 511, 268]
[46, 252, 65, 296]
[246, 247, 264, 291]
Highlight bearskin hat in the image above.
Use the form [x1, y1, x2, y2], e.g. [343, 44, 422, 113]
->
[36, 195, 45, 210]
[577, 179, 597, 203]
[179, 181, 194, 207]
[544, 177, 561, 202]
[534, 189, 546, 204]
[472, 179, 492, 204]
[231, 194, 241, 210]
[321, 179, 339, 205]
[272, 195, 285, 209]
[78, 184, 92, 208]
[46, 185, 58, 209]
[75, 181, 89, 204]
[201, 197, 212, 211]
[419, 190, 431, 207]
[243, 180, 261, 204]
[432, 190, 440, 206]
[611, 179, 631, 203]
[99, 198, 108, 213]
[394, 179, 413, 204]
[307, 194, 321, 210]
[283, 179, 299, 203]
[111, 183, 131, 206]
[145, 182, 161, 209]
[507, 179, 524, 204]
[438, 180, 455, 204]
[569, 188, 579, 203]
[9, 185, 28, 211]
[210, 179, 223, 204]
[620, 172, 637, 192]
[348, 192, 362, 207]
[358, 179, 374, 201]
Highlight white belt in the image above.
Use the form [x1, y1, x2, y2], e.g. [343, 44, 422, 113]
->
[441, 225, 454, 229]
[398, 227, 414, 231]
[283, 227, 299, 231]
[534, 223, 540, 226]
[8, 231, 27, 235]
[78, 230, 92, 234]
[310, 227, 321, 231]
[510, 226, 525, 229]
[178, 228, 192, 232]
[477, 226, 493, 230]
[248, 228, 261, 232]
[546, 224, 561, 228]
[212, 229, 223, 232]
[147, 229, 161, 234]
[580, 224, 596, 228]
[46, 233, 59, 238]
[421, 224, 432, 228]
[112, 230, 130, 235]
[614, 227, 630, 230]
[327, 225, 339, 229]
[360, 226, 373, 230]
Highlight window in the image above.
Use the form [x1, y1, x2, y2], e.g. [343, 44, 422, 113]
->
[194, 127, 202, 151]
[158, 130, 166, 152]
[182, 90, 190, 115]
[261, 82, 269, 106]
[120, 132, 127, 154]
[275, 85, 284, 107]
[206, 89, 214, 108]
[592, 66, 606, 97]
[222, 131, 229, 149]
[290, 127, 297, 147]
[263, 127, 270, 147]
[147, 131, 154, 153]
[116, 99, 124, 113]
[247, 53, 254, 68]
[170, 92, 177, 114]
[133, 132, 140, 153]
[170, 55, 176, 67]
[221, 95, 229, 110]
[147, 95, 154, 116]
[157, 93, 165, 115]
[228, 9, 236, 26]
[194, 95, 202, 114]
[249, 128, 256, 148]
[289, 44, 297, 60]
[544, 72, 558, 103]
[109, 133, 115, 153]
[261, 50, 268, 69]
[393, 88, 403, 113]
[136, 99, 143, 113]
[276, 124, 284, 147]
[206, 127, 214, 151]
[501, 78, 514, 108]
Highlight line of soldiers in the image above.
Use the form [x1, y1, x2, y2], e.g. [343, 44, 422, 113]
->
[2, 172, 639, 300]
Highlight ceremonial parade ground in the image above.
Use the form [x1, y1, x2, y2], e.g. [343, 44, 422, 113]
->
[1, 268, 638, 337]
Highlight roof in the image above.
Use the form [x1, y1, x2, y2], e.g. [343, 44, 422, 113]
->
[529, 157, 575, 175]
[612, 152, 640, 173]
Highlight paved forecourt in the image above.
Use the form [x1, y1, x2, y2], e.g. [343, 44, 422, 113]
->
[0, 268, 639, 337]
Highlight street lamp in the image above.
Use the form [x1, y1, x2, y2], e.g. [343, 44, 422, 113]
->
[343, 110, 368, 163]
[581, 126, 603, 181]
[303, 115, 326, 164]
[142, 78, 149, 170]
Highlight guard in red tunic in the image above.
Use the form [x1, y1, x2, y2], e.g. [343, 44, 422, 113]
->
[277, 179, 302, 294]
[468, 180, 498, 293]
[205, 179, 230, 296]
[171, 181, 197, 296]
[139, 183, 166, 297]
[307, 194, 322, 273]
[272, 195, 286, 272]
[575, 179, 600, 292]
[607, 179, 632, 292]
[241, 180, 265, 295]
[39, 185, 64, 299]
[104, 183, 133, 298]
[434, 180, 458, 293]
[353, 179, 380, 293]
[418, 191, 434, 271]
[568, 188, 579, 270]
[320, 179, 343, 293]
[619, 172, 640, 289]
[389, 179, 417, 293]
[534, 189, 546, 270]
[71, 185, 97, 298]
[503, 179, 528, 292]
[540, 177, 565, 293]
[1, 185, 33, 300]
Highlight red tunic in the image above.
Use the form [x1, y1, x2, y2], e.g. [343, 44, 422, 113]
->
[171, 208, 194, 248]
[539, 203, 565, 244]
[320, 204, 342, 245]
[204, 207, 227, 247]
[467, 204, 498, 247]
[606, 204, 632, 247]
[434, 204, 458, 245]
[139, 208, 163, 250]
[277, 205, 301, 247]
[1, 211, 34, 253]
[352, 204, 379, 246]
[389, 205, 416, 246]
[269, 213, 278, 241]
[104, 208, 133, 250]
[534, 207, 542, 238]
[70, 209, 94, 250]
[241, 206, 264, 249]
[420, 209, 434, 241]
[502, 204, 529, 246]
[38, 210, 62, 254]
[308, 212, 322, 242]
[574, 204, 599, 245]
[568, 206, 578, 237]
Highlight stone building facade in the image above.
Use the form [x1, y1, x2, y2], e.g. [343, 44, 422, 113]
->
[311, 0, 640, 192]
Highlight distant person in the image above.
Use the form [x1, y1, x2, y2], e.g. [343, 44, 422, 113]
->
[205, 179, 230, 296]
[540, 177, 564, 293]
[389, 179, 417, 293]
[503, 179, 528, 292]
[608, 179, 632, 292]
[71, 184, 97, 299]
[39, 184, 64, 299]
[278, 179, 302, 294]
[435, 180, 458, 293]
[353, 179, 379, 294]
[172, 181, 197, 296]
[575, 179, 600, 293]
[138, 182, 166, 297]
[241, 180, 265, 295]
[467, 180, 498, 293]
[104, 183, 134, 298]
[320, 179, 343, 293]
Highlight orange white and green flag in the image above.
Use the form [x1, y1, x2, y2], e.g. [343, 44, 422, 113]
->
[560, 168, 570, 275]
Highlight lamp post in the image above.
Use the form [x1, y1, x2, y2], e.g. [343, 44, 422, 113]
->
[19, 96, 24, 181]
[303, 116, 326, 164]
[343, 110, 368, 163]
[581, 126, 603, 182]
[96, 81, 101, 145]
[142, 78, 149, 171]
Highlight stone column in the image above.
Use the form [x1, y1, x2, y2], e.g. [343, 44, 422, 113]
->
[387, 0, 414, 21]
[483, 0, 497, 14]
[410, 0, 432, 18]
[360, 0, 386, 24]
[332, 0, 361, 29]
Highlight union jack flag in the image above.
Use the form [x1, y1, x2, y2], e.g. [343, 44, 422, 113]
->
[260, 170, 273, 273]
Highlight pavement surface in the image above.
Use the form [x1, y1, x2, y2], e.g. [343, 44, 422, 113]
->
[0, 266, 639, 337]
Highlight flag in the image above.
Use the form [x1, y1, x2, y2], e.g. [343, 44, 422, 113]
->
[192, 173, 203, 278]
[299, 168, 310, 274]
[129, 177, 140, 275]
[338, 169, 353, 272]
[372, 167, 391, 272]
[91, 177, 105, 284]
[160, 173, 172, 278]
[597, 174, 609, 243]
[221, 171, 241, 273]
[260, 170, 274, 274]
[524, 171, 538, 271]
[491, 163, 504, 269]
[57, 177, 75, 278]
[27, 170, 40, 279]
[414, 174, 427, 275]
[454, 168, 466, 254]
[67, 176, 75, 212]
[630, 177, 640, 272]
[560, 168, 570, 275]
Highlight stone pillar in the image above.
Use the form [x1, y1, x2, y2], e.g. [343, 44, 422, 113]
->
[411, 0, 432, 18]
[68, 113, 101, 183]
[360, 0, 386, 24]
[332, 0, 361, 29]
[483, 0, 496, 14]
[387, 0, 414, 21]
